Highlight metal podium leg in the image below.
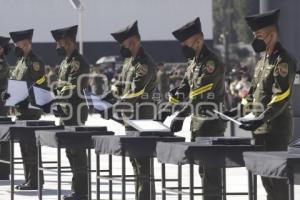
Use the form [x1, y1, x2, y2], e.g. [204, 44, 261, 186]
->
[248, 171, 253, 200]
[161, 163, 166, 200]
[57, 146, 61, 200]
[178, 164, 182, 200]
[38, 144, 43, 200]
[96, 154, 100, 200]
[10, 137, 14, 200]
[122, 155, 126, 200]
[189, 163, 194, 200]
[222, 168, 227, 200]
[87, 149, 91, 200]
[253, 174, 257, 200]
[289, 175, 294, 200]
[109, 154, 113, 200]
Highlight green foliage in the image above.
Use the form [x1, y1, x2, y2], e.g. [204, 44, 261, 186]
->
[213, 0, 253, 44]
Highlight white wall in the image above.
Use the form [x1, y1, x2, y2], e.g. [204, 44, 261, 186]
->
[0, 0, 213, 42]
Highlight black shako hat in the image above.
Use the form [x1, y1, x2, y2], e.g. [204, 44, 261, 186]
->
[111, 21, 140, 43]
[245, 9, 280, 31]
[51, 25, 78, 42]
[172, 17, 203, 42]
[9, 29, 33, 43]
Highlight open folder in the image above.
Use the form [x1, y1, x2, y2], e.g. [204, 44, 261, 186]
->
[5, 80, 29, 106]
[83, 90, 112, 111]
[32, 86, 55, 106]
[213, 109, 242, 126]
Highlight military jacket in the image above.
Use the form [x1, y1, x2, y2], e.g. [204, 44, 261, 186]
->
[0, 57, 9, 107]
[112, 47, 157, 120]
[11, 51, 46, 118]
[57, 49, 89, 125]
[169, 44, 226, 135]
[245, 42, 296, 135]
[0, 57, 9, 92]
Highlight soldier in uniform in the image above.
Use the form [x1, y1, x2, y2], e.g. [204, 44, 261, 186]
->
[3, 29, 47, 189]
[225, 9, 296, 200]
[102, 21, 157, 200]
[50, 25, 89, 200]
[0, 36, 11, 180]
[159, 18, 227, 200]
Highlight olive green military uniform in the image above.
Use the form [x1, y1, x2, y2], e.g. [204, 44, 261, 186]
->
[156, 69, 169, 102]
[11, 51, 47, 186]
[56, 49, 89, 196]
[242, 42, 296, 200]
[112, 47, 157, 200]
[0, 57, 9, 115]
[170, 45, 226, 200]
[0, 57, 10, 178]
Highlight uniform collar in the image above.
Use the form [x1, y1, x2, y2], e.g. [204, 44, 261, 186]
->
[66, 49, 79, 62]
[132, 47, 146, 65]
[267, 42, 283, 63]
[196, 44, 209, 63]
[23, 50, 34, 61]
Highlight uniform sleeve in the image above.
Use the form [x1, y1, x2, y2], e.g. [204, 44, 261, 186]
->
[168, 74, 190, 104]
[0, 63, 9, 80]
[111, 61, 130, 97]
[189, 58, 224, 103]
[29, 60, 47, 87]
[120, 63, 153, 104]
[261, 59, 296, 122]
[111, 73, 124, 96]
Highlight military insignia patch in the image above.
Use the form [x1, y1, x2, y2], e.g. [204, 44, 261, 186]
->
[32, 62, 40, 71]
[278, 63, 289, 77]
[71, 59, 80, 71]
[136, 64, 148, 76]
[206, 60, 216, 73]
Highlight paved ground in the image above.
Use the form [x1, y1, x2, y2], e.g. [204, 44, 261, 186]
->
[0, 114, 299, 200]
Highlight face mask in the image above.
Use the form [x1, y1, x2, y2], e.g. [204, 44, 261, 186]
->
[251, 39, 267, 53]
[14, 47, 24, 58]
[182, 45, 195, 59]
[120, 46, 132, 58]
[4, 45, 11, 55]
[56, 47, 66, 57]
[251, 33, 271, 53]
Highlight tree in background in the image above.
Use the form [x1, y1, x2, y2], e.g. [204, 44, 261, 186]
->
[213, 0, 259, 71]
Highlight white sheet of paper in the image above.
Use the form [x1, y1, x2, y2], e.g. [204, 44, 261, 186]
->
[213, 109, 242, 126]
[83, 89, 112, 111]
[33, 86, 54, 106]
[129, 120, 171, 132]
[5, 80, 29, 106]
[28, 104, 41, 110]
[238, 112, 256, 122]
[92, 97, 112, 111]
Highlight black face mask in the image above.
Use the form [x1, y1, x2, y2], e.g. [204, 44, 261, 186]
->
[120, 46, 132, 58]
[14, 47, 24, 58]
[182, 45, 195, 59]
[251, 33, 272, 53]
[251, 38, 267, 53]
[56, 47, 66, 57]
[4, 45, 11, 55]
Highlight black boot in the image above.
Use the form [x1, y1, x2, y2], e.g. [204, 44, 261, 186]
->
[15, 182, 38, 190]
[63, 193, 88, 200]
